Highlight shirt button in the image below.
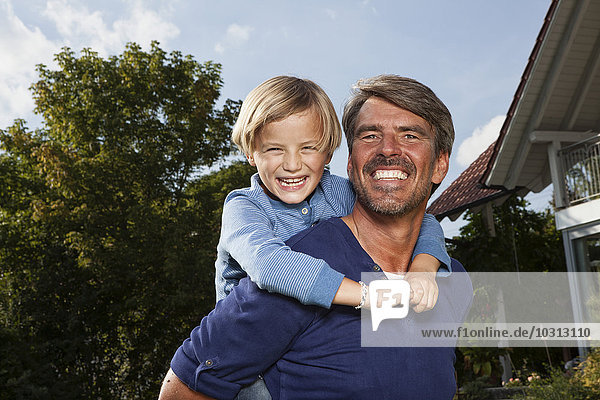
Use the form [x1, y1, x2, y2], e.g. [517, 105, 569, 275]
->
[373, 265, 381, 272]
[205, 359, 214, 367]
[301, 207, 309, 215]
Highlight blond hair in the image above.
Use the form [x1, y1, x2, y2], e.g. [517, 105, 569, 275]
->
[232, 76, 341, 157]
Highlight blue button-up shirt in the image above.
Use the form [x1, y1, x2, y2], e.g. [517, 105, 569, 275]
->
[215, 170, 451, 307]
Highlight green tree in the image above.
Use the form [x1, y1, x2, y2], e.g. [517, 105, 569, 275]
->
[449, 195, 568, 389]
[0, 42, 252, 399]
[448, 195, 565, 273]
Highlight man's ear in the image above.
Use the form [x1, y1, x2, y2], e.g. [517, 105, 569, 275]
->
[346, 153, 353, 177]
[247, 154, 256, 166]
[432, 152, 449, 184]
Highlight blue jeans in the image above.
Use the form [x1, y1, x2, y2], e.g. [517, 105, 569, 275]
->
[235, 377, 272, 400]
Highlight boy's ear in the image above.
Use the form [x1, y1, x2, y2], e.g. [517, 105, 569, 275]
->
[246, 154, 256, 166]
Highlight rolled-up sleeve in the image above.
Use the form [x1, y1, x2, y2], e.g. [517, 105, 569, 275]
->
[171, 278, 317, 399]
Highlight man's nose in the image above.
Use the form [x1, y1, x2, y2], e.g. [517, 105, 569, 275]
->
[282, 152, 302, 172]
[378, 133, 403, 157]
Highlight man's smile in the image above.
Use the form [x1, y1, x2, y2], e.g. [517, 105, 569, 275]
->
[372, 169, 408, 180]
[363, 155, 416, 184]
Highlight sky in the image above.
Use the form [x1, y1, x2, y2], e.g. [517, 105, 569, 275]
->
[0, 0, 554, 237]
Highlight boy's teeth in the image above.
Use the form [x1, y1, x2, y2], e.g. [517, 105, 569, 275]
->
[373, 170, 408, 180]
[279, 177, 306, 186]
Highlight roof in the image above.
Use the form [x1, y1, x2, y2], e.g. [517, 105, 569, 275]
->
[484, 0, 600, 191]
[428, 0, 600, 220]
[427, 143, 512, 221]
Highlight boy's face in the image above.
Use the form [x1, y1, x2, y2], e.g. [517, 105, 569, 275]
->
[248, 109, 331, 204]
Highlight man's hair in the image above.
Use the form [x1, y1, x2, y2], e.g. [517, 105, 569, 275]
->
[342, 75, 455, 158]
[232, 76, 342, 157]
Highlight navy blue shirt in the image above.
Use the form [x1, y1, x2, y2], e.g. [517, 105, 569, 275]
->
[171, 218, 472, 399]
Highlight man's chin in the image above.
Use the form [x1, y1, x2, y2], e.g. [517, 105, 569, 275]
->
[356, 188, 429, 217]
[359, 197, 411, 216]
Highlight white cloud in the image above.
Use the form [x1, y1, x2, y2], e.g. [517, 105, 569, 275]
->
[360, 0, 378, 15]
[325, 9, 337, 20]
[113, 1, 181, 49]
[0, 0, 180, 129]
[43, 0, 180, 56]
[456, 115, 505, 167]
[214, 23, 254, 54]
[0, 0, 59, 128]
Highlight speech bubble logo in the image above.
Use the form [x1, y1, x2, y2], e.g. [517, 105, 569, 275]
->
[369, 279, 411, 331]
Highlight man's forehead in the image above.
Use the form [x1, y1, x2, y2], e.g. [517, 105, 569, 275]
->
[356, 97, 431, 132]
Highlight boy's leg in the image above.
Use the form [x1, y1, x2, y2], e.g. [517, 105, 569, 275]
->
[235, 377, 272, 400]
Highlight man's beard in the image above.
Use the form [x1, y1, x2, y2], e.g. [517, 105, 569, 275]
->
[351, 155, 431, 216]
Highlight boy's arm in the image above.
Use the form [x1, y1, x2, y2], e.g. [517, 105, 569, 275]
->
[404, 213, 450, 313]
[406, 254, 439, 313]
[221, 196, 348, 308]
[412, 213, 451, 274]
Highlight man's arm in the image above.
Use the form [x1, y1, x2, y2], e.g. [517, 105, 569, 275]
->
[165, 278, 318, 399]
[159, 369, 214, 400]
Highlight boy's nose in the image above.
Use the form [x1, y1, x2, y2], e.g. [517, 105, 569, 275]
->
[283, 152, 302, 172]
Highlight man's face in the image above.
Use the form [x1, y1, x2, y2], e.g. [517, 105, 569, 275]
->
[347, 97, 448, 216]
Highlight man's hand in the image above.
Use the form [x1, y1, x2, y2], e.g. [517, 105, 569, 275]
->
[406, 253, 440, 313]
[159, 368, 215, 400]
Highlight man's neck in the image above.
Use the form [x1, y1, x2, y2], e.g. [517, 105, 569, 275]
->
[341, 203, 426, 274]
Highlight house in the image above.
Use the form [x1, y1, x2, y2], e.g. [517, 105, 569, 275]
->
[428, 0, 600, 353]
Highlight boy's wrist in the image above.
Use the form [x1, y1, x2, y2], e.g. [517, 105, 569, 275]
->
[355, 281, 369, 309]
[410, 253, 440, 273]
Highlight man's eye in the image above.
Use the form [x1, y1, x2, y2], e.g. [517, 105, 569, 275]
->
[361, 134, 378, 140]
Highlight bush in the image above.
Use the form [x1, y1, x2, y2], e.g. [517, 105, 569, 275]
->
[575, 348, 600, 394]
[460, 376, 494, 400]
[515, 348, 600, 400]
[520, 368, 593, 399]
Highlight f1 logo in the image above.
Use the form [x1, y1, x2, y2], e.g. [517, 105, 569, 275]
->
[369, 280, 411, 331]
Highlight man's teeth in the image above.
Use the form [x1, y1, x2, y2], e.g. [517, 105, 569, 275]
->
[279, 177, 306, 186]
[373, 170, 408, 180]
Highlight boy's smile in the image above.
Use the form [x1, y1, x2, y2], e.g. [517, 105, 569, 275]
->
[248, 109, 331, 204]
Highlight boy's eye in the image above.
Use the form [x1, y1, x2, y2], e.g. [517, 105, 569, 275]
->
[266, 147, 282, 152]
[302, 146, 317, 151]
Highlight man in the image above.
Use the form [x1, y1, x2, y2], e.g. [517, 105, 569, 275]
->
[159, 75, 472, 399]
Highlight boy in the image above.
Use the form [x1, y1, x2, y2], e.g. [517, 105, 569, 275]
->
[216, 75, 450, 312]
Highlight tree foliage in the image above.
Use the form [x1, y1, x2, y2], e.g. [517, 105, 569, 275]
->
[450, 195, 568, 389]
[448, 195, 566, 273]
[0, 42, 254, 399]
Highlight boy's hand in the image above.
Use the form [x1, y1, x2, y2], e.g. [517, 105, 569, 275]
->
[405, 271, 438, 313]
[406, 253, 441, 313]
